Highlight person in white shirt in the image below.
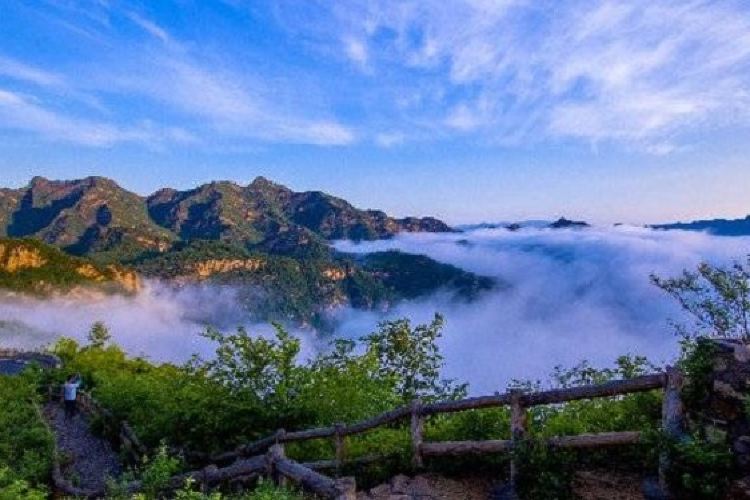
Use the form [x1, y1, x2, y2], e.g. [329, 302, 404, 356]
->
[62, 374, 81, 419]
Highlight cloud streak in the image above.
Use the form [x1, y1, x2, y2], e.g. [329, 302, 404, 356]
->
[297, 0, 750, 150]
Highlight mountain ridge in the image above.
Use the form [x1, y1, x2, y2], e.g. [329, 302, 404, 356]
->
[0, 176, 453, 261]
[0, 177, 488, 327]
[651, 215, 750, 236]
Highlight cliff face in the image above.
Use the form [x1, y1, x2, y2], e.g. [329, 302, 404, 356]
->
[0, 242, 48, 271]
[191, 258, 265, 279]
[0, 238, 140, 295]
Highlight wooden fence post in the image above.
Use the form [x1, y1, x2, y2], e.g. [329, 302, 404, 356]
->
[334, 423, 346, 477]
[510, 389, 528, 489]
[267, 443, 285, 487]
[410, 399, 424, 469]
[659, 366, 685, 497]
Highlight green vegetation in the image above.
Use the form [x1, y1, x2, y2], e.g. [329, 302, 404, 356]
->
[0, 256, 746, 498]
[651, 256, 750, 340]
[48, 318, 669, 496]
[651, 258, 750, 499]
[0, 371, 53, 499]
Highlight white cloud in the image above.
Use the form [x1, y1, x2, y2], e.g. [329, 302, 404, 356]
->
[0, 88, 195, 147]
[308, 0, 750, 151]
[334, 226, 750, 391]
[344, 37, 369, 68]
[375, 131, 405, 147]
[0, 56, 66, 88]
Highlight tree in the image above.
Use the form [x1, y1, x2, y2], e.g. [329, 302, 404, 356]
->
[87, 321, 111, 348]
[651, 257, 750, 340]
[362, 313, 467, 401]
[197, 323, 301, 401]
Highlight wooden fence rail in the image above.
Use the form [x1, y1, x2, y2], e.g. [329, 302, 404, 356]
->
[204, 369, 684, 497]
[46, 368, 684, 499]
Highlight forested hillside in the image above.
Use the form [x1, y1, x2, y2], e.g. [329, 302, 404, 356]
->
[0, 177, 491, 324]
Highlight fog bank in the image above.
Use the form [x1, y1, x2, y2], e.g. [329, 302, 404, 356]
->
[334, 226, 750, 392]
[1, 226, 748, 393]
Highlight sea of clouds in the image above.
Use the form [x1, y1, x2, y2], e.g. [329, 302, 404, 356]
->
[1, 226, 749, 393]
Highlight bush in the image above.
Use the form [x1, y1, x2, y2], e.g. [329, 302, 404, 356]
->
[0, 371, 53, 491]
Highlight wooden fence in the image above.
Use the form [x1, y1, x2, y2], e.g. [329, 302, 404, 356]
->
[44, 368, 684, 499]
[197, 367, 683, 498]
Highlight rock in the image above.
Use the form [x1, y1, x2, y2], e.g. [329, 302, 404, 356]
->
[714, 380, 746, 400]
[369, 484, 392, 498]
[728, 476, 750, 499]
[390, 474, 410, 494]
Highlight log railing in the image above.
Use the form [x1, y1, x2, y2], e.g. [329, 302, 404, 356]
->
[205, 368, 684, 497]
[45, 369, 684, 499]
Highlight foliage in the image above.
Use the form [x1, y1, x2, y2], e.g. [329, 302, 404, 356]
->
[677, 337, 717, 411]
[513, 439, 576, 500]
[652, 257, 750, 340]
[0, 468, 46, 500]
[88, 321, 112, 348]
[659, 433, 734, 500]
[197, 324, 301, 399]
[52, 319, 674, 497]
[138, 445, 183, 499]
[362, 314, 467, 402]
[50, 315, 461, 456]
[0, 371, 53, 492]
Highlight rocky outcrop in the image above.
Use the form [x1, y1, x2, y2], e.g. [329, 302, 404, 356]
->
[0, 242, 47, 271]
[548, 217, 590, 229]
[105, 266, 140, 294]
[322, 267, 349, 281]
[192, 259, 264, 279]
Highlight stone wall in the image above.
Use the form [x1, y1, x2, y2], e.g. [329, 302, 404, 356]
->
[701, 340, 750, 498]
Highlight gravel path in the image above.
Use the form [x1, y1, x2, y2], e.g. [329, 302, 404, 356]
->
[45, 402, 122, 492]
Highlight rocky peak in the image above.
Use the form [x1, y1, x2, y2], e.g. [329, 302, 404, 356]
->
[549, 217, 590, 229]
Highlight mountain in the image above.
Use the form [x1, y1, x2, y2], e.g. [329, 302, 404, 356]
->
[0, 176, 175, 262]
[651, 215, 750, 236]
[0, 177, 489, 326]
[0, 176, 452, 262]
[548, 217, 590, 229]
[147, 176, 452, 251]
[0, 238, 139, 295]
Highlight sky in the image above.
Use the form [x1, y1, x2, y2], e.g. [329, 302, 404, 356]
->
[0, 0, 749, 224]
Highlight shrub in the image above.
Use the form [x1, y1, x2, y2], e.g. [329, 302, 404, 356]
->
[0, 371, 53, 490]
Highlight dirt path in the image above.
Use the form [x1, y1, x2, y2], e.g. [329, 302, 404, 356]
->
[45, 402, 122, 492]
[357, 470, 646, 499]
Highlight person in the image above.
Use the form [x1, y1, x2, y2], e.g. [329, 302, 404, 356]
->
[62, 373, 82, 419]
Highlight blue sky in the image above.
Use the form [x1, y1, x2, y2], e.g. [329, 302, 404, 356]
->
[0, 0, 749, 224]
